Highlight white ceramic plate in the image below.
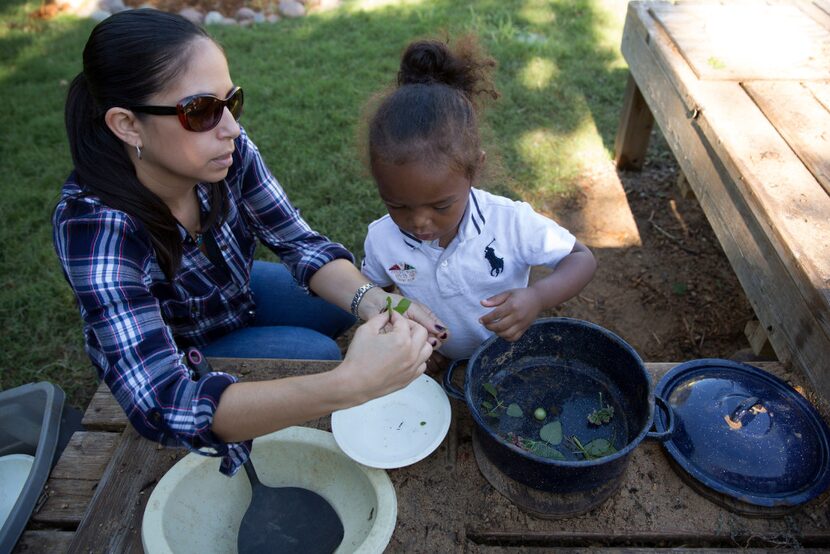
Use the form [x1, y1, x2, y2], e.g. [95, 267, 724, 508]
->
[0, 454, 34, 528]
[332, 375, 452, 469]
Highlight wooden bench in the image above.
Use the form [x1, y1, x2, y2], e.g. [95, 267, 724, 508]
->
[614, 0, 830, 403]
[14, 359, 830, 552]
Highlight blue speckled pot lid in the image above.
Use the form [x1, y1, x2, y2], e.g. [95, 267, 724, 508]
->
[654, 359, 830, 508]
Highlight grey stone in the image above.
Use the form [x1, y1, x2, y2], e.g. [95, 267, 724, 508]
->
[98, 0, 126, 13]
[235, 7, 257, 21]
[178, 7, 204, 24]
[204, 10, 224, 24]
[278, 0, 305, 18]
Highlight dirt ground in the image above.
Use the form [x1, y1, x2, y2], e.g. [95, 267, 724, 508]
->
[544, 154, 759, 365]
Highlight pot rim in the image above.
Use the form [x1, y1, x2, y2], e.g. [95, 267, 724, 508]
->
[464, 317, 655, 466]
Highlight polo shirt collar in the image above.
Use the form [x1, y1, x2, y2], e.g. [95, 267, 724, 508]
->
[396, 188, 486, 249]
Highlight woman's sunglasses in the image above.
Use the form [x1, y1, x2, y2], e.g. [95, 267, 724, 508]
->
[129, 86, 244, 132]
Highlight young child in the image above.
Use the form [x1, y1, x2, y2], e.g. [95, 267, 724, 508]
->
[360, 36, 597, 366]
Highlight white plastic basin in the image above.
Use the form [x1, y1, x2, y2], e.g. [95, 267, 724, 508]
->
[0, 454, 34, 529]
[142, 426, 396, 554]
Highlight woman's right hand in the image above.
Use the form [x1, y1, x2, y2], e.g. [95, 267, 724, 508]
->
[339, 310, 433, 402]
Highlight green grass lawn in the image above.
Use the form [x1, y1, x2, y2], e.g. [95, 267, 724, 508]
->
[0, 0, 630, 409]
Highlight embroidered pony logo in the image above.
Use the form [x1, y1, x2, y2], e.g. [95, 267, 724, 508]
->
[484, 239, 504, 277]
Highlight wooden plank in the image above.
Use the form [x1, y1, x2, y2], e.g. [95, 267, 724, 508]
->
[29, 432, 119, 527]
[804, 81, 830, 112]
[49, 431, 120, 481]
[650, 2, 830, 81]
[67, 426, 188, 554]
[623, 1, 830, 402]
[614, 72, 655, 170]
[744, 81, 830, 197]
[81, 386, 125, 431]
[12, 530, 74, 553]
[30, 478, 101, 528]
[744, 320, 776, 360]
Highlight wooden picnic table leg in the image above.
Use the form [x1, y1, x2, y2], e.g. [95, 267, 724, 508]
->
[614, 71, 655, 170]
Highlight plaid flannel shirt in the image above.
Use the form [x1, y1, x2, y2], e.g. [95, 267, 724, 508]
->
[52, 127, 353, 475]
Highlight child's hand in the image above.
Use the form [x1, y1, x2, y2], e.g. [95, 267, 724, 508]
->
[479, 288, 542, 342]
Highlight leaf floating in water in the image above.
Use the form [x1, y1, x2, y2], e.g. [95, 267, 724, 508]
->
[483, 383, 498, 399]
[481, 400, 494, 411]
[539, 420, 563, 445]
[584, 438, 617, 458]
[506, 403, 523, 418]
[566, 435, 617, 460]
[529, 442, 565, 460]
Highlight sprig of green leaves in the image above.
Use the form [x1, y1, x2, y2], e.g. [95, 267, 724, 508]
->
[384, 296, 412, 324]
[587, 392, 615, 426]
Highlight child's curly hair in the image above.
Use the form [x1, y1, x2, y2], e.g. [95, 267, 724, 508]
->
[366, 35, 499, 181]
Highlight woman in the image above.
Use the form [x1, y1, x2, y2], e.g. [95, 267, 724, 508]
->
[54, 9, 445, 475]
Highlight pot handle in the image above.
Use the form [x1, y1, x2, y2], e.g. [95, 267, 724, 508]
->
[442, 358, 468, 401]
[646, 394, 675, 441]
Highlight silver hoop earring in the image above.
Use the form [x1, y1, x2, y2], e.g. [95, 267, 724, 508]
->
[135, 145, 142, 160]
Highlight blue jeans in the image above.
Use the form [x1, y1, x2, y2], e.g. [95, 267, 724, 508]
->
[201, 261, 356, 360]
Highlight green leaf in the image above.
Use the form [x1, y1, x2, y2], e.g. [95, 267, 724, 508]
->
[584, 438, 617, 458]
[482, 383, 498, 399]
[506, 403, 523, 417]
[539, 420, 563, 445]
[481, 400, 494, 411]
[530, 442, 565, 460]
[385, 296, 392, 312]
[393, 298, 411, 314]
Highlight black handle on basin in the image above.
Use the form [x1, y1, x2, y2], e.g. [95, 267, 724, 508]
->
[647, 394, 675, 441]
[442, 358, 468, 401]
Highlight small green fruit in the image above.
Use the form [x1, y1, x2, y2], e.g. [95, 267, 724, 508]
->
[533, 407, 547, 421]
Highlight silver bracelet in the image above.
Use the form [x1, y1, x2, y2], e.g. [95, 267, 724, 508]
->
[350, 283, 378, 318]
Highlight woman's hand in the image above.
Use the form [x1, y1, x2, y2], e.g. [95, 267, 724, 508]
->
[479, 287, 542, 342]
[359, 287, 449, 347]
[338, 310, 433, 402]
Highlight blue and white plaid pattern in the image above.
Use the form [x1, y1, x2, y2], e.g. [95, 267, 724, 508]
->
[53, 127, 353, 475]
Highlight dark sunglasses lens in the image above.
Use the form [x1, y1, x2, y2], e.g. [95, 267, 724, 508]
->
[183, 96, 224, 132]
[227, 88, 244, 120]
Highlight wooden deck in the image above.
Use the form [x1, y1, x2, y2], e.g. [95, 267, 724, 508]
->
[614, 0, 830, 404]
[13, 359, 830, 553]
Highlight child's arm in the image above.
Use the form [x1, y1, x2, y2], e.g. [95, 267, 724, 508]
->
[479, 241, 596, 342]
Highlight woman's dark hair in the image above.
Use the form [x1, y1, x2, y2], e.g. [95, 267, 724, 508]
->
[367, 36, 499, 180]
[65, 9, 226, 280]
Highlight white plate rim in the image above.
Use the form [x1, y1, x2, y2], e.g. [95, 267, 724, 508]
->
[331, 375, 452, 469]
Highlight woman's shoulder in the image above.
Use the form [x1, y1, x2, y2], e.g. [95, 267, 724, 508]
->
[54, 173, 141, 235]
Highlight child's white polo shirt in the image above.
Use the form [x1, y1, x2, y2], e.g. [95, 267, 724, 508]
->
[361, 188, 575, 360]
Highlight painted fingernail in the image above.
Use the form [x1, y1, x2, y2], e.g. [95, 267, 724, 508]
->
[429, 339, 438, 347]
[435, 324, 446, 331]
[440, 333, 448, 340]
